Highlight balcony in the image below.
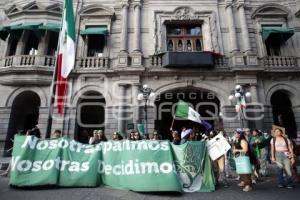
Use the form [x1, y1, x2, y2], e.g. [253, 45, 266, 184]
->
[0, 55, 55, 86]
[262, 56, 299, 71]
[1, 55, 56, 67]
[75, 57, 110, 71]
[162, 52, 214, 67]
[149, 53, 229, 69]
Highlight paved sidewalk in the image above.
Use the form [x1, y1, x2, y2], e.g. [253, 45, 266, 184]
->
[0, 157, 10, 170]
[0, 175, 299, 200]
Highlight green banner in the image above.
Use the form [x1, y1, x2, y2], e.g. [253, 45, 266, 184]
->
[9, 135, 215, 192]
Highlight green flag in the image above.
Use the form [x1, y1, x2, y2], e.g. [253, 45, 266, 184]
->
[137, 124, 145, 135]
[175, 100, 212, 130]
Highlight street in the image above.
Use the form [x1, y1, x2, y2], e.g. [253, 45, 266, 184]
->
[0, 175, 299, 200]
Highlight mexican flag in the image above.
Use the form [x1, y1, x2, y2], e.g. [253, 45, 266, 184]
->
[56, 0, 76, 115]
[175, 100, 212, 130]
[235, 96, 246, 112]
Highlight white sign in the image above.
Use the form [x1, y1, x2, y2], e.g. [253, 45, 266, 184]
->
[207, 133, 231, 161]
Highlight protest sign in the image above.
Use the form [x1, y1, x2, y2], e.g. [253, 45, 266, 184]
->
[207, 134, 231, 161]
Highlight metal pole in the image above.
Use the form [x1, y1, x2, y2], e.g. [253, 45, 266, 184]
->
[240, 108, 244, 129]
[144, 99, 148, 136]
[45, 5, 64, 138]
[46, 0, 80, 138]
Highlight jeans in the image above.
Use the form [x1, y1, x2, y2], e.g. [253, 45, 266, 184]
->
[259, 148, 268, 176]
[275, 152, 293, 186]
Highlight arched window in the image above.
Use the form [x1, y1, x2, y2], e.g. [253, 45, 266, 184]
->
[167, 40, 174, 51]
[177, 40, 183, 52]
[271, 90, 297, 137]
[5, 91, 40, 156]
[75, 91, 106, 143]
[186, 40, 192, 51]
[196, 39, 202, 51]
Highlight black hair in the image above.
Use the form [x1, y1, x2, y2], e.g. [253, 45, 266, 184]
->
[54, 129, 62, 134]
[253, 129, 262, 136]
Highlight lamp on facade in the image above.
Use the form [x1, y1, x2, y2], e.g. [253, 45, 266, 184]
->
[245, 92, 251, 98]
[137, 84, 155, 136]
[228, 95, 234, 101]
[228, 85, 251, 128]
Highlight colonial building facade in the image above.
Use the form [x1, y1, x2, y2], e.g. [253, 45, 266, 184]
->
[0, 0, 300, 155]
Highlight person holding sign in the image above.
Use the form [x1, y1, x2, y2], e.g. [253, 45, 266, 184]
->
[233, 128, 252, 192]
[209, 131, 229, 188]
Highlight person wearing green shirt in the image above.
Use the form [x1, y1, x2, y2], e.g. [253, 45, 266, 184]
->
[250, 129, 268, 177]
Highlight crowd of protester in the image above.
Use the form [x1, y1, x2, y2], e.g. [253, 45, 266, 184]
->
[1, 124, 300, 193]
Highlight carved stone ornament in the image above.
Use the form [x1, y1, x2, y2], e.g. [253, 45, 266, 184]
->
[174, 7, 203, 20]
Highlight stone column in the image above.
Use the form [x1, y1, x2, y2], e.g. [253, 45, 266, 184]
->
[132, 84, 140, 125]
[36, 31, 50, 65]
[249, 84, 263, 130]
[237, 2, 251, 54]
[15, 30, 28, 55]
[120, 3, 129, 52]
[76, 32, 85, 58]
[131, 1, 143, 66]
[38, 31, 49, 55]
[202, 20, 213, 51]
[3, 36, 10, 57]
[14, 30, 28, 65]
[133, 2, 141, 52]
[250, 84, 258, 103]
[38, 106, 49, 139]
[293, 106, 300, 132]
[118, 84, 127, 134]
[221, 105, 241, 135]
[225, 1, 238, 53]
[84, 36, 88, 57]
[118, 2, 129, 66]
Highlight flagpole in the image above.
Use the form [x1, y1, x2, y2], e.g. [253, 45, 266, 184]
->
[170, 115, 175, 131]
[45, 46, 59, 138]
[45, 1, 65, 138]
[62, 0, 82, 137]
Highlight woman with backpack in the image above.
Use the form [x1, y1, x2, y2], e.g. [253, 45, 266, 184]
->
[271, 128, 295, 189]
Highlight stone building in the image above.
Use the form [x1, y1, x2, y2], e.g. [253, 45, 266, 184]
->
[0, 0, 300, 156]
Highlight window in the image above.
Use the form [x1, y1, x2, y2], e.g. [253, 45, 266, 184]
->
[80, 26, 108, 57]
[87, 34, 105, 57]
[265, 36, 281, 56]
[8, 37, 18, 56]
[166, 24, 203, 52]
[47, 31, 59, 56]
[262, 25, 294, 56]
[24, 30, 39, 55]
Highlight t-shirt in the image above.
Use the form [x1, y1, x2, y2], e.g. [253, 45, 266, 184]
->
[270, 137, 291, 152]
